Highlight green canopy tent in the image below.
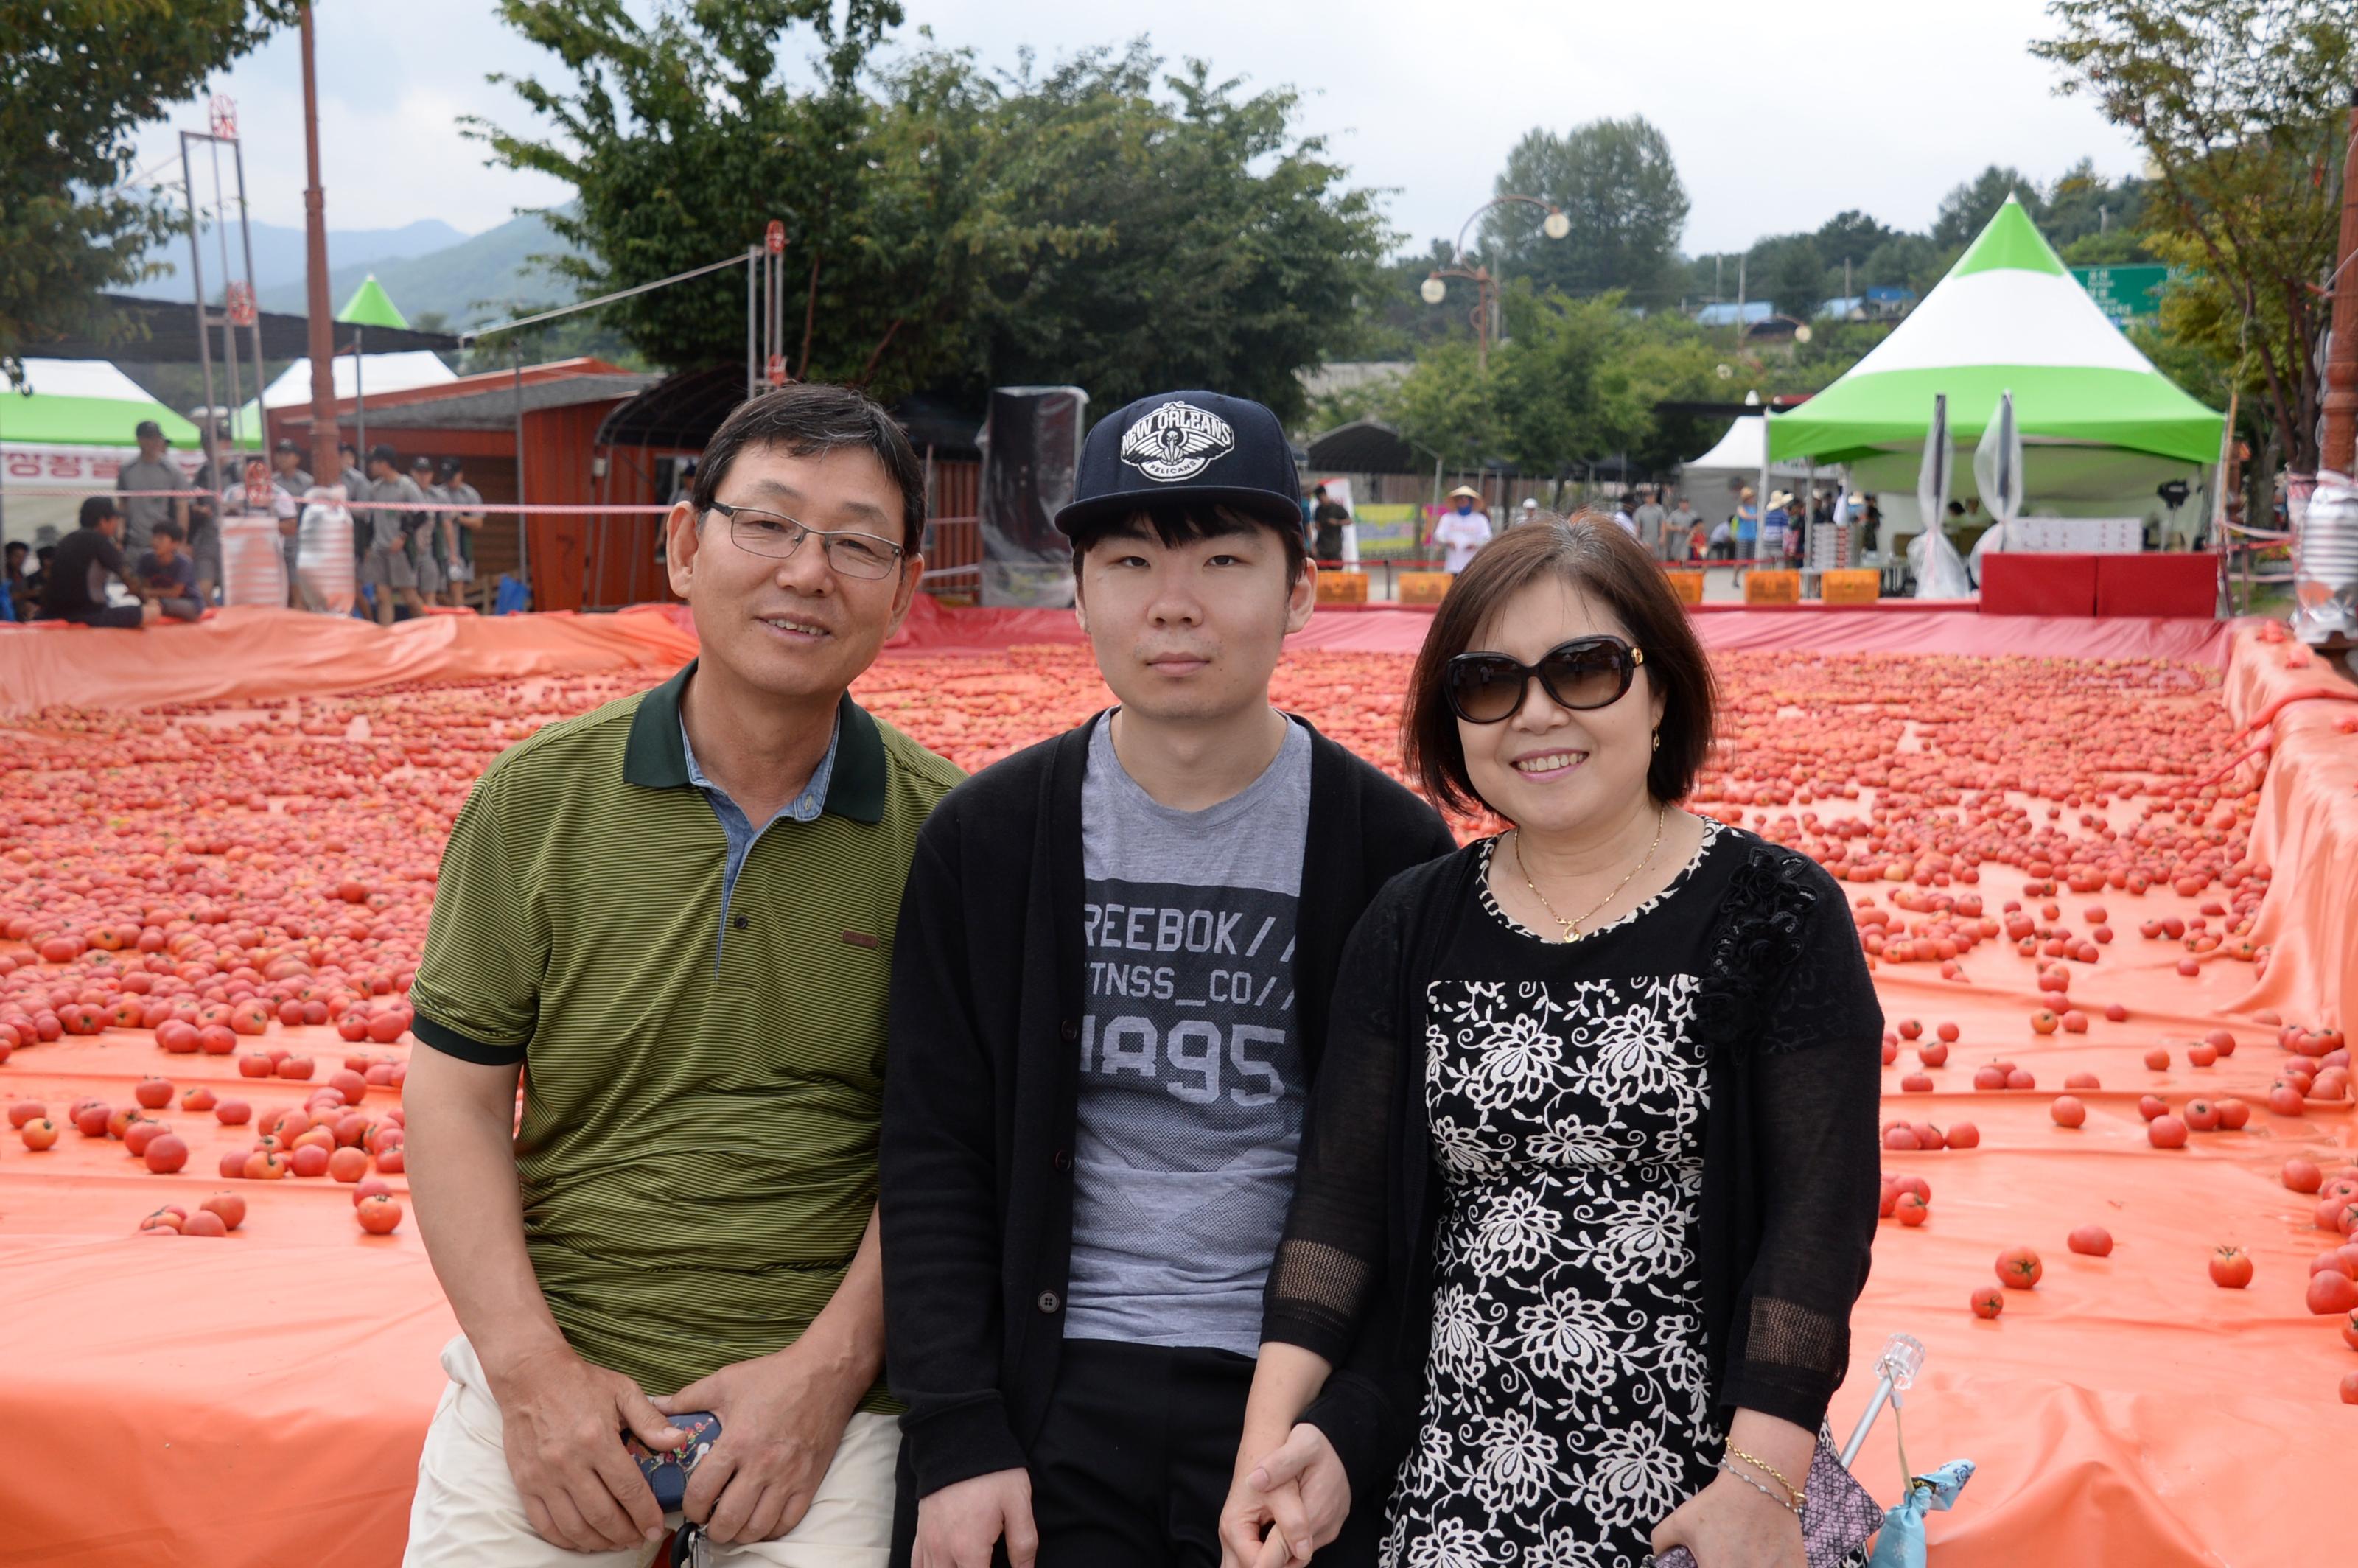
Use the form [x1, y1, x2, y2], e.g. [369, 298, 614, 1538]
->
[1766, 197, 2223, 539]
[1, 359, 203, 547]
[337, 274, 412, 461]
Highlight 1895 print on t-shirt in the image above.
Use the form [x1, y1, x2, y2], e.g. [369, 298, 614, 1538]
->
[1064, 716, 1312, 1355]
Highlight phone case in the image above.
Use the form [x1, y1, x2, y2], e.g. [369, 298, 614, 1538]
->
[625, 1411, 722, 1512]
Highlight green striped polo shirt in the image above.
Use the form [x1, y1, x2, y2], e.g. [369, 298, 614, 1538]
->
[409, 662, 962, 1406]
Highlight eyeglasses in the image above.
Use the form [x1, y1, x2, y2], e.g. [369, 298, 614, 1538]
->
[1444, 635, 1644, 724]
[707, 500, 906, 581]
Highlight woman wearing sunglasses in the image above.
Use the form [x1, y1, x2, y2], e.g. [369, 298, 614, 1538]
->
[1217, 517, 1881, 1568]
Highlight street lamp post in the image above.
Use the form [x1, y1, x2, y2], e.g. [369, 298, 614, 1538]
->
[1421, 195, 1570, 374]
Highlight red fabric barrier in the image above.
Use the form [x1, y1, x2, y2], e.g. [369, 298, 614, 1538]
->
[2096, 553, 2218, 619]
[1978, 553, 2099, 617]
[2225, 628, 2358, 1029]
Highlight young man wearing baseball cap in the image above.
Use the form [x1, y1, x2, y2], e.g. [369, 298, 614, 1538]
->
[881, 390, 1455, 1568]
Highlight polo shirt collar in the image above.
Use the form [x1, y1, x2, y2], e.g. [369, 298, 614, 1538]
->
[623, 659, 886, 822]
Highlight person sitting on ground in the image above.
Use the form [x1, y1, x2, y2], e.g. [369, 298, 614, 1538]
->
[41, 497, 160, 627]
[24, 545, 57, 612]
[360, 444, 428, 625]
[131, 520, 203, 621]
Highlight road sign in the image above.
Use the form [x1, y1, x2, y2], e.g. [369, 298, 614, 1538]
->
[225, 281, 256, 327]
[766, 221, 786, 254]
[2069, 264, 2176, 326]
[209, 94, 238, 140]
[766, 354, 786, 386]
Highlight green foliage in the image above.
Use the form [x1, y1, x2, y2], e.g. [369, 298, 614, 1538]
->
[1, 0, 298, 381]
[1480, 118, 1690, 308]
[475, 9, 1388, 419]
[2034, 0, 2354, 467]
[949, 46, 1393, 426]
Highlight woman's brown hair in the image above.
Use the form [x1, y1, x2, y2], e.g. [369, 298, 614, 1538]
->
[1402, 514, 1718, 816]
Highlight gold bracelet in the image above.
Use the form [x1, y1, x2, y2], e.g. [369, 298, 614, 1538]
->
[1713, 1457, 1802, 1516]
[1725, 1445, 1805, 1509]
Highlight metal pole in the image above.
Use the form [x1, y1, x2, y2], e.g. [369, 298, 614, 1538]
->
[2320, 94, 2358, 477]
[353, 325, 365, 460]
[298, 2, 340, 486]
[180, 134, 217, 445]
[209, 139, 244, 458]
[231, 137, 267, 454]
[512, 340, 530, 597]
[746, 245, 758, 402]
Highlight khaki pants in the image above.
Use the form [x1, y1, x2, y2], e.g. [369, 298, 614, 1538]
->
[405, 1336, 897, 1567]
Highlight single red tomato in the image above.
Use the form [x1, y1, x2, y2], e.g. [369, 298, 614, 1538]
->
[7, 1102, 44, 1130]
[2102, 1003, 2128, 1023]
[355, 1194, 404, 1235]
[289, 1144, 331, 1178]
[19, 1117, 59, 1151]
[374, 1144, 405, 1174]
[2030, 1010, 2059, 1035]
[2138, 1095, 2169, 1121]
[1895, 1192, 1930, 1227]
[2183, 1099, 2220, 1133]
[2342, 1371, 2358, 1405]
[2210, 1247, 2253, 1289]
[1900, 1073, 1934, 1094]
[199, 1191, 245, 1231]
[2148, 1114, 2189, 1149]
[352, 1176, 393, 1207]
[1970, 1287, 2004, 1319]
[1897, 1019, 1923, 1040]
[2284, 1158, 2324, 1194]
[217, 1150, 247, 1178]
[143, 1134, 189, 1174]
[2068, 1225, 2113, 1256]
[2051, 1096, 2088, 1129]
[2064, 1071, 2102, 1091]
[2341, 1311, 2358, 1353]
[1996, 1247, 2043, 1289]
[1944, 1122, 1979, 1149]
[2144, 1048, 2171, 1071]
[2305, 1270, 2358, 1315]
[1917, 1043, 1950, 1068]
[2216, 1096, 2250, 1130]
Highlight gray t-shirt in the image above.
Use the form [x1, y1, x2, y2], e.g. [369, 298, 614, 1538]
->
[1634, 503, 1668, 548]
[1064, 714, 1312, 1355]
[116, 456, 182, 552]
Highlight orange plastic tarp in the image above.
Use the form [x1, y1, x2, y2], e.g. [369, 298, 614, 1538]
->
[1, 619, 2353, 1565]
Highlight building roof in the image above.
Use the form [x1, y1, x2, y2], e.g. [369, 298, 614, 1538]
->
[25, 293, 459, 363]
[285, 371, 659, 432]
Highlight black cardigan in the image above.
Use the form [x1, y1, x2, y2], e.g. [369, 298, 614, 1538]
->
[879, 713, 1458, 1499]
[1260, 833, 1884, 1512]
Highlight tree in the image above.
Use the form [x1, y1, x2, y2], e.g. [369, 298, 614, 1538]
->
[1931, 165, 2046, 249]
[1, 1, 298, 382]
[1480, 118, 1690, 307]
[954, 45, 1393, 426]
[1813, 210, 1903, 277]
[1751, 235, 1829, 321]
[1388, 340, 1502, 471]
[2035, 0, 2355, 472]
[472, 1, 1000, 399]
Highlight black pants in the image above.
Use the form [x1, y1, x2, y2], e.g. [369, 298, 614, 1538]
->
[892, 1339, 1386, 1568]
[61, 604, 143, 629]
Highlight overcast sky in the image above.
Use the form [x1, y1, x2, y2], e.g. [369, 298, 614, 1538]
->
[128, 0, 2143, 255]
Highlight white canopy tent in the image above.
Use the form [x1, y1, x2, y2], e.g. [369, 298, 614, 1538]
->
[231, 351, 458, 444]
[1677, 414, 1816, 525]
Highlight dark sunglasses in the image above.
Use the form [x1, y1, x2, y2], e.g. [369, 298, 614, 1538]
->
[1444, 636, 1644, 724]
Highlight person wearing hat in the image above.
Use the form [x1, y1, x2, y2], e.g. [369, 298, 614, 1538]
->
[1516, 496, 1541, 529]
[1428, 485, 1492, 574]
[438, 458, 484, 607]
[42, 496, 158, 627]
[361, 444, 427, 624]
[116, 419, 186, 558]
[881, 389, 1455, 1568]
[1732, 486, 1759, 573]
[408, 455, 447, 604]
[1759, 489, 1791, 568]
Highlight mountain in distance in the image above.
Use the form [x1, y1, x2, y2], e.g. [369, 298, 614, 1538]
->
[251, 210, 584, 329]
[139, 217, 466, 296]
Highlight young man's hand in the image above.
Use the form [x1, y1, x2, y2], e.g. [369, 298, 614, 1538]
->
[1218, 1423, 1349, 1568]
[651, 1341, 862, 1545]
[482, 1342, 685, 1552]
[913, 1467, 1038, 1568]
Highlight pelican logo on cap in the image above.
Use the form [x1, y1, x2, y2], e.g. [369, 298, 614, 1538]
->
[1118, 401, 1235, 483]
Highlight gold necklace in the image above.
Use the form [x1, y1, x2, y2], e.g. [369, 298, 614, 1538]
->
[1512, 804, 1668, 942]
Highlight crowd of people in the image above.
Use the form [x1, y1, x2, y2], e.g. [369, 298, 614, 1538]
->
[2, 419, 487, 627]
[391, 381, 1881, 1568]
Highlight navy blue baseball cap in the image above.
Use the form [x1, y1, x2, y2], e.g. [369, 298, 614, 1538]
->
[1054, 389, 1302, 538]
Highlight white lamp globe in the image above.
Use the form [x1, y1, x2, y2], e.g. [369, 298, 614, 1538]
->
[1542, 209, 1570, 240]
[1419, 276, 1448, 305]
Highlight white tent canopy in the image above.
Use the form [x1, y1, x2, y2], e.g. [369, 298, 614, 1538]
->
[234, 351, 458, 444]
[1677, 414, 1814, 519]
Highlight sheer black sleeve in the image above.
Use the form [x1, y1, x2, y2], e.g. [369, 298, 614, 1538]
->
[1706, 849, 1885, 1431]
[1261, 867, 1435, 1506]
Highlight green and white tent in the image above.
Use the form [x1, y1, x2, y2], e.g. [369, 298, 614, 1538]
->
[1766, 197, 2223, 527]
[1, 359, 203, 547]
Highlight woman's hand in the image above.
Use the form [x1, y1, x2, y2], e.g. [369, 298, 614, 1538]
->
[1648, 1467, 1805, 1568]
[1217, 1423, 1351, 1568]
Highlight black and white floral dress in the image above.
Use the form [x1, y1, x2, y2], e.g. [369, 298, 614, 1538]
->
[1383, 820, 1728, 1568]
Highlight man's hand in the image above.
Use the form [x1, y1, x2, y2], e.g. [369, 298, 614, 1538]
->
[913, 1467, 1038, 1568]
[650, 1343, 861, 1546]
[483, 1343, 686, 1553]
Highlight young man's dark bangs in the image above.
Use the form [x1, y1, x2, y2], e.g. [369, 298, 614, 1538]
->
[1071, 505, 1307, 583]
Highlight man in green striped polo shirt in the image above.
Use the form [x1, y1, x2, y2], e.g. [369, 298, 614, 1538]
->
[402, 384, 960, 1567]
